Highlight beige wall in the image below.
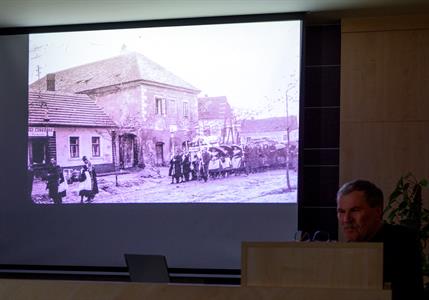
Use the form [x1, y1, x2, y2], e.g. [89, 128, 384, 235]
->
[340, 14, 429, 202]
[92, 84, 198, 132]
[56, 127, 113, 168]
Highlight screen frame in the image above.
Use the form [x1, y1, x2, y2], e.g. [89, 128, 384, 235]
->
[0, 12, 306, 279]
[0, 12, 305, 35]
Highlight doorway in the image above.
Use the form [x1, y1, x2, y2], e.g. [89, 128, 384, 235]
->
[119, 134, 136, 169]
[29, 138, 48, 164]
[155, 142, 164, 166]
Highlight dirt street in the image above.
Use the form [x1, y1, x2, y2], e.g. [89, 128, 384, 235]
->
[32, 167, 297, 204]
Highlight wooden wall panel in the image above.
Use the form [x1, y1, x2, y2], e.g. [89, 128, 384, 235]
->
[340, 14, 429, 202]
[340, 122, 429, 191]
[341, 30, 429, 123]
[342, 14, 429, 33]
[241, 242, 383, 289]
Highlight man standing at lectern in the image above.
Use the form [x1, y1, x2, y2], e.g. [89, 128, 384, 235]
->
[336, 179, 423, 300]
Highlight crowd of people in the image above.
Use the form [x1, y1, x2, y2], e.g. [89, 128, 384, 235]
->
[168, 148, 212, 184]
[41, 143, 297, 202]
[45, 156, 98, 204]
[167, 143, 297, 185]
[242, 143, 297, 173]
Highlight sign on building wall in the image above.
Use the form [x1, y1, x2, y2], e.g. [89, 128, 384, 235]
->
[28, 127, 54, 137]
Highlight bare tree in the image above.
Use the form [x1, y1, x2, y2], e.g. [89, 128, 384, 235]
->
[263, 74, 299, 191]
[283, 74, 299, 191]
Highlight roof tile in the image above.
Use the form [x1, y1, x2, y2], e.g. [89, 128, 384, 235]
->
[29, 91, 116, 127]
[30, 52, 200, 93]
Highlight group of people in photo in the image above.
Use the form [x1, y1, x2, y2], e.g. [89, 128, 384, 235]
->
[168, 147, 213, 184]
[168, 142, 297, 185]
[41, 142, 297, 203]
[45, 156, 98, 204]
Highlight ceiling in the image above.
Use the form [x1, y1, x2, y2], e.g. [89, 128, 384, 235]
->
[1, 0, 429, 28]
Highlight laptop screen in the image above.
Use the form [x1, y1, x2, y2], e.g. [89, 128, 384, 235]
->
[124, 254, 170, 283]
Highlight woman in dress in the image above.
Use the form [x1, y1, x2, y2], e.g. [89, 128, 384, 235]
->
[82, 156, 99, 201]
[78, 165, 92, 203]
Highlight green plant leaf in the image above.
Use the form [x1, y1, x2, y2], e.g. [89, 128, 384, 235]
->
[398, 200, 408, 211]
[389, 188, 403, 203]
[386, 209, 399, 223]
[402, 183, 410, 202]
[387, 173, 429, 274]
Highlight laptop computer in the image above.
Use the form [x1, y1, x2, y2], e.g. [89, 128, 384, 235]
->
[124, 254, 170, 283]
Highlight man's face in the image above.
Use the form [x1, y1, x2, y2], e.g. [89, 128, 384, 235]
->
[337, 191, 382, 242]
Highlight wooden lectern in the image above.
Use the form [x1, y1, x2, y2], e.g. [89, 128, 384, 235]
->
[242, 241, 390, 299]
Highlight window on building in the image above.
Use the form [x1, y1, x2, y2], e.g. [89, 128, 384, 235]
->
[183, 101, 188, 118]
[204, 126, 211, 136]
[92, 136, 100, 157]
[155, 97, 166, 115]
[70, 137, 79, 158]
[169, 99, 176, 116]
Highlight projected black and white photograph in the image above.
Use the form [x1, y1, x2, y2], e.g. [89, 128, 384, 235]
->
[28, 20, 301, 204]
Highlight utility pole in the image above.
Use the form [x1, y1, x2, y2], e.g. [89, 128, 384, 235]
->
[285, 90, 291, 191]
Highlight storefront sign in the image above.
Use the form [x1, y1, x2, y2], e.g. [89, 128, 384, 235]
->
[28, 127, 55, 137]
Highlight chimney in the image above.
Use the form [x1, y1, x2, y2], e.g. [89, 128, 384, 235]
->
[46, 73, 55, 91]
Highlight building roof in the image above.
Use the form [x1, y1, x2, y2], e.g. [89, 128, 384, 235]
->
[29, 90, 117, 127]
[198, 96, 232, 120]
[30, 51, 200, 94]
[240, 116, 298, 133]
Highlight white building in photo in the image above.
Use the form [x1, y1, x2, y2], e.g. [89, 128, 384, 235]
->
[240, 116, 299, 146]
[28, 90, 117, 177]
[30, 52, 200, 167]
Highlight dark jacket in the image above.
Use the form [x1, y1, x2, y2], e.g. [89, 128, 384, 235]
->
[46, 164, 63, 198]
[369, 223, 423, 300]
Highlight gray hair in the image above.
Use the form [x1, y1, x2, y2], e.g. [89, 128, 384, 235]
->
[337, 179, 384, 208]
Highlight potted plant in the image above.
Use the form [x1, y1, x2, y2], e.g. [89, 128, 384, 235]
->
[383, 173, 429, 275]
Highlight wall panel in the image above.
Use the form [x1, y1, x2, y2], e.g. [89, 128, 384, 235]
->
[341, 14, 429, 205]
[299, 22, 340, 240]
